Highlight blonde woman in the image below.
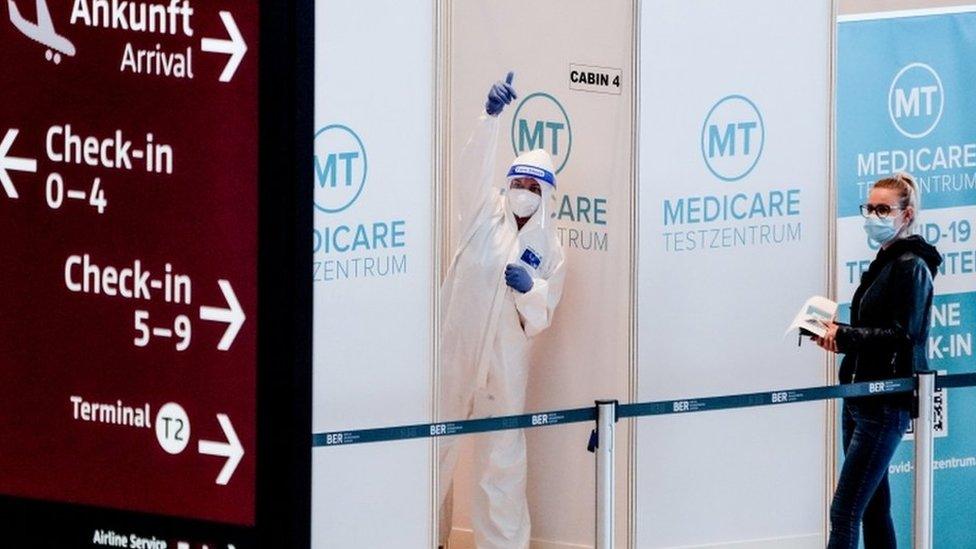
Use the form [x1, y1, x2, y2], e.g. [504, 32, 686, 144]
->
[816, 173, 942, 548]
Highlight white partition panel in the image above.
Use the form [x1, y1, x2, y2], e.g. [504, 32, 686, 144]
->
[312, 1, 435, 547]
[636, 1, 833, 547]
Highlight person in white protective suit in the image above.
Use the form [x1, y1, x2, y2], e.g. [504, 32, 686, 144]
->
[438, 72, 566, 549]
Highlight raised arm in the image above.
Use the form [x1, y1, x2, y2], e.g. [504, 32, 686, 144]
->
[454, 72, 517, 230]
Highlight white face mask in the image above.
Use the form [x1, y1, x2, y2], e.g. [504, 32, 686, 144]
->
[507, 188, 541, 218]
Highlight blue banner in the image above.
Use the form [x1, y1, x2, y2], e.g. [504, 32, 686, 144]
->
[838, 9, 976, 547]
[837, 13, 976, 218]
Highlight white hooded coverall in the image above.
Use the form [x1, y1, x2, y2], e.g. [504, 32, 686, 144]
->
[438, 113, 566, 549]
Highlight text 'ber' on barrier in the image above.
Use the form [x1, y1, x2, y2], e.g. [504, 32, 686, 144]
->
[312, 372, 976, 549]
[312, 377, 916, 447]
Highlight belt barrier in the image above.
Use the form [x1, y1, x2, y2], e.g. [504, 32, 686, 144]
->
[310, 374, 976, 447]
[937, 371, 976, 389]
[312, 406, 595, 447]
[314, 372, 976, 549]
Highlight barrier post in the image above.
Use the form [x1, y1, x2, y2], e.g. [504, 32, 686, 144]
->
[595, 400, 617, 549]
[914, 370, 936, 549]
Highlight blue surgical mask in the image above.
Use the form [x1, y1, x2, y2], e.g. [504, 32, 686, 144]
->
[864, 216, 898, 244]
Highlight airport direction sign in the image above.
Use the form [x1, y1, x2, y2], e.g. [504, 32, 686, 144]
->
[0, 0, 259, 526]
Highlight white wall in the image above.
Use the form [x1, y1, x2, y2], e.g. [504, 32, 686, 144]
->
[311, 1, 435, 547]
[635, 1, 833, 546]
[446, 1, 635, 547]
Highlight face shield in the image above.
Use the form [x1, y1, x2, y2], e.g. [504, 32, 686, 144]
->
[504, 149, 557, 231]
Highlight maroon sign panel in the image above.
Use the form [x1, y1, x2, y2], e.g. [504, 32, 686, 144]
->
[0, 0, 258, 525]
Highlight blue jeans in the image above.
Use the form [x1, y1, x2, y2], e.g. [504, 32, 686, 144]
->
[828, 401, 911, 549]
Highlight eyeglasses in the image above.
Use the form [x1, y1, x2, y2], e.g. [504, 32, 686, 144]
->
[859, 204, 903, 219]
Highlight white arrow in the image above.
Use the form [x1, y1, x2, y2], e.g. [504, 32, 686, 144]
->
[0, 129, 37, 199]
[200, 279, 245, 351]
[200, 11, 247, 83]
[198, 413, 244, 486]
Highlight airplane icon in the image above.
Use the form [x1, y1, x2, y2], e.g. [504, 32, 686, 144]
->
[8, 0, 75, 64]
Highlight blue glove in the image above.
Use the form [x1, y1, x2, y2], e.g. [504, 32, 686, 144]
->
[486, 71, 517, 116]
[505, 263, 533, 293]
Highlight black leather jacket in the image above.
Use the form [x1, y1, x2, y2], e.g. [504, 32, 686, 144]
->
[837, 236, 941, 409]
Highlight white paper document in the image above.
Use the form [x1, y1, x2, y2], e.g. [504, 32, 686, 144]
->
[785, 296, 838, 338]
